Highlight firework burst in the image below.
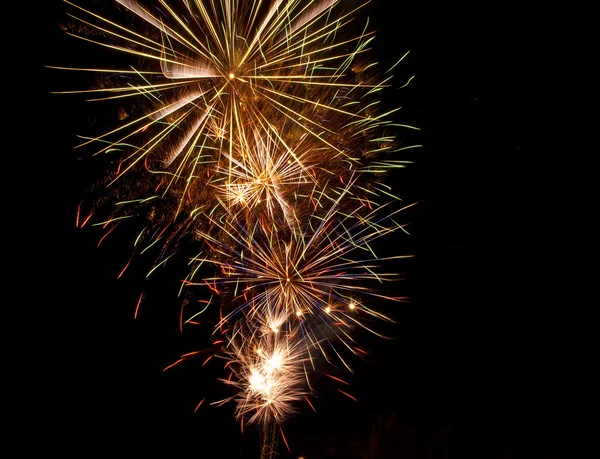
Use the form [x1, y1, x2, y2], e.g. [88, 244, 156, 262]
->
[55, 0, 403, 215]
[215, 322, 309, 425]
[189, 178, 414, 369]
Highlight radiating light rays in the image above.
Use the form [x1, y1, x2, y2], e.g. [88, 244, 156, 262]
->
[214, 323, 308, 425]
[55, 0, 396, 199]
[213, 128, 311, 228]
[187, 178, 415, 368]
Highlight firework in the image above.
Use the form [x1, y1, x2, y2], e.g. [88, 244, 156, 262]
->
[215, 323, 309, 425]
[188, 178, 415, 369]
[55, 0, 410, 237]
[53, 0, 417, 456]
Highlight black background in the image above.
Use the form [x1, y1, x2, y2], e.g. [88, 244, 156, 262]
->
[26, 1, 595, 457]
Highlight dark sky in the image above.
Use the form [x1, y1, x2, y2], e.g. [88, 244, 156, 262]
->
[30, 1, 595, 458]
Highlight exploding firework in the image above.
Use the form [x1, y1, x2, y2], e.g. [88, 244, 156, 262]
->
[216, 323, 308, 425]
[189, 178, 415, 369]
[52, 0, 418, 456]
[56, 0, 412, 246]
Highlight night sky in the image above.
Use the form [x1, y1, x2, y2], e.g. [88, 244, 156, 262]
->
[30, 1, 595, 457]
